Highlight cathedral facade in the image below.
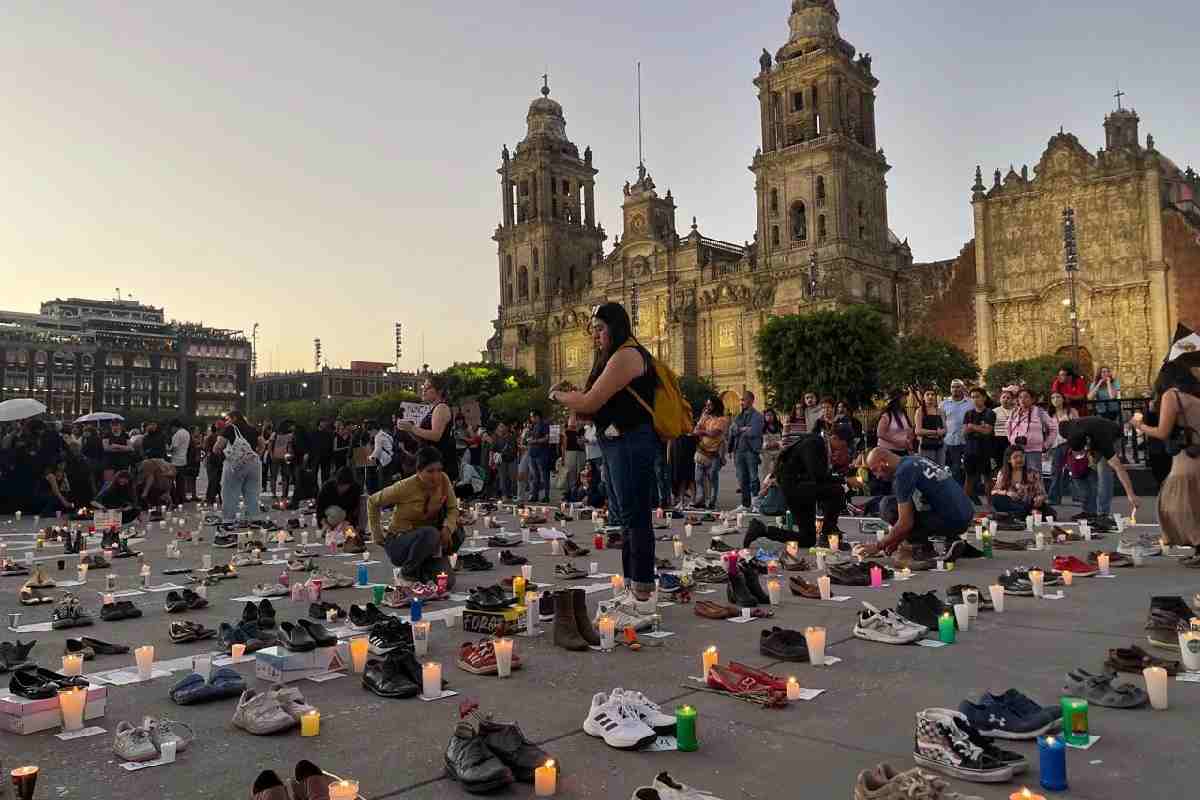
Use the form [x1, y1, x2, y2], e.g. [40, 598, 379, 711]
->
[484, 0, 914, 404]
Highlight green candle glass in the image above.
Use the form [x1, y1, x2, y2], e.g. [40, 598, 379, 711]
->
[372, 585, 386, 604]
[1061, 696, 1088, 745]
[938, 612, 956, 644]
[675, 704, 698, 751]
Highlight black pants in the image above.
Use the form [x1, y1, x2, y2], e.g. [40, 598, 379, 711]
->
[205, 460, 222, 503]
[745, 478, 843, 549]
[383, 526, 464, 584]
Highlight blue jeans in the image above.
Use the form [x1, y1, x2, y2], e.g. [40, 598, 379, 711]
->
[599, 424, 657, 593]
[695, 456, 721, 508]
[735, 449, 761, 507]
[1047, 444, 1069, 505]
[586, 457, 607, 509]
[528, 452, 552, 502]
[1081, 462, 1114, 517]
[221, 459, 262, 522]
[652, 442, 672, 508]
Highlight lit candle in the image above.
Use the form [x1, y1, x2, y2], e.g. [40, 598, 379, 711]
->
[827, 534, 840, 552]
[938, 611, 956, 643]
[598, 616, 616, 650]
[1009, 789, 1046, 800]
[328, 780, 359, 800]
[421, 661, 443, 698]
[673, 537, 684, 558]
[1097, 553, 1110, 575]
[102, 592, 115, 606]
[1038, 735, 1068, 791]
[900, 567, 912, 580]
[701, 645, 718, 676]
[1061, 570, 1073, 586]
[1028, 569, 1044, 598]
[231, 643, 246, 660]
[512, 576, 527, 603]
[61, 654, 83, 677]
[299, 709, 321, 737]
[134, 645, 154, 680]
[412, 621, 431, 656]
[521, 564, 532, 580]
[534, 760, 557, 796]
[684, 523, 693, 538]
[817, 575, 831, 600]
[804, 627, 826, 665]
[77, 563, 88, 582]
[1144, 666, 1169, 710]
[989, 584, 1005, 613]
[675, 705, 698, 751]
[786, 676, 801, 701]
[349, 637, 369, 673]
[767, 578, 782, 605]
[1060, 696, 1088, 745]
[954, 603, 970, 632]
[869, 565, 882, 588]
[611, 575, 624, 595]
[436, 572, 449, 593]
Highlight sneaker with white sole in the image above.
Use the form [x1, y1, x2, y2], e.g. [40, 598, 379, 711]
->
[113, 720, 159, 762]
[232, 689, 297, 735]
[610, 688, 677, 734]
[1117, 533, 1162, 558]
[854, 602, 926, 645]
[582, 691, 656, 749]
[912, 708, 1015, 783]
[593, 599, 654, 632]
[650, 772, 723, 800]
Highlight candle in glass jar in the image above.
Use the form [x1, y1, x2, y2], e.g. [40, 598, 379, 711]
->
[134, 645, 154, 680]
[804, 627, 826, 664]
[684, 524, 693, 538]
[675, 705, 698, 751]
[421, 661, 443, 698]
[534, 760, 557, 796]
[61, 654, 83, 676]
[1144, 666, 1169, 710]
[786, 676, 801, 701]
[512, 576, 526, 603]
[1061, 570, 1073, 586]
[300, 709, 321, 737]
[598, 616, 616, 650]
[827, 534, 840, 552]
[939, 612, 956, 643]
[673, 536, 684, 558]
[767, 578, 781, 605]
[1028, 569, 1044, 598]
[231, 643, 246, 660]
[349, 637, 369, 673]
[1060, 696, 1088, 745]
[701, 645, 718, 676]
[869, 565, 882, 587]
[817, 575, 831, 600]
[1097, 553, 1110, 575]
[328, 780, 359, 800]
[436, 572, 449, 593]
[57, 687, 86, 732]
[1179, 628, 1200, 671]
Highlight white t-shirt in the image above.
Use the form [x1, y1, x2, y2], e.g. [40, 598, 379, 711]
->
[169, 428, 191, 467]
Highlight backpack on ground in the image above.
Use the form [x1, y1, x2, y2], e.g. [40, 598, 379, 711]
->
[619, 340, 694, 442]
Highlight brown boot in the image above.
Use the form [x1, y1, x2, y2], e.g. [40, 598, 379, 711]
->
[552, 589, 588, 651]
[571, 588, 601, 647]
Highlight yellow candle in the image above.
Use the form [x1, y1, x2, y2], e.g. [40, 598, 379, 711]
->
[230, 643, 246, 660]
[349, 637, 369, 673]
[534, 760, 557, 797]
[786, 676, 801, 701]
[300, 709, 321, 737]
[328, 780, 359, 800]
[512, 576, 526, 603]
[611, 575, 624, 593]
[1009, 789, 1046, 800]
[702, 645, 718, 676]
[827, 534, 840, 552]
[61, 654, 83, 677]
[1061, 570, 1073, 586]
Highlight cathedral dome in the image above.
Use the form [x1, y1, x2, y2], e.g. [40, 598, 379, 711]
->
[524, 82, 567, 141]
[779, 0, 854, 61]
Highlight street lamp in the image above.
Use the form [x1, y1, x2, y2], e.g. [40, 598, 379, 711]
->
[1062, 207, 1081, 373]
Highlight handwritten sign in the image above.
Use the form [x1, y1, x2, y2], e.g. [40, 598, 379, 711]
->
[400, 403, 432, 423]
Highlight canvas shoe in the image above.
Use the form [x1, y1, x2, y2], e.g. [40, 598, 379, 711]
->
[854, 602, 926, 644]
[232, 689, 297, 735]
[582, 691, 657, 749]
[594, 598, 654, 632]
[368, 618, 413, 655]
[610, 688, 677, 734]
[114, 721, 159, 762]
[855, 764, 983, 800]
[912, 708, 1015, 783]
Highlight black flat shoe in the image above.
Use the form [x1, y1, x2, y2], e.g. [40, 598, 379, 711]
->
[80, 636, 128, 655]
[279, 622, 317, 652]
[297, 619, 337, 648]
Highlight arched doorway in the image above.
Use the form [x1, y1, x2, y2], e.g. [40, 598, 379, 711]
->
[719, 390, 741, 416]
[1055, 345, 1094, 381]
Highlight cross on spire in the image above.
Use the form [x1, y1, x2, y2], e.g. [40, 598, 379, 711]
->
[1114, 85, 1125, 110]
[541, 71, 550, 97]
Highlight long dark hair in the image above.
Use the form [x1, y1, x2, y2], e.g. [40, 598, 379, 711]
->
[586, 302, 635, 391]
[883, 391, 911, 430]
[998, 445, 1030, 487]
[706, 394, 725, 417]
[1154, 360, 1200, 402]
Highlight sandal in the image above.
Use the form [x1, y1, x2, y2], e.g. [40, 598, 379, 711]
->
[1065, 668, 1149, 708]
[1105, 645, 1181, 676]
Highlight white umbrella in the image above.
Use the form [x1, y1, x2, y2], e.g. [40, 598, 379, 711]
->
[0, 398, 46, 422]
[75, 411, 125, 423]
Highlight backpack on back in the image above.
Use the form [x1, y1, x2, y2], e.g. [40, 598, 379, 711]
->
[619, 341, 694, 442]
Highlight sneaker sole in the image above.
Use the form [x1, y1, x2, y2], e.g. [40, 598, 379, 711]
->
[852, 625, 924, 645]
[978, 717, 1061, 740]
[1147, 633, 1181, 651]
[582, 716, 657, 749]
[912, 753, 1015, 782]
[444, 762, 512, 793]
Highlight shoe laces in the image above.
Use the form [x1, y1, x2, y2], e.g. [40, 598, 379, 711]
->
[890, 770, 950, 800]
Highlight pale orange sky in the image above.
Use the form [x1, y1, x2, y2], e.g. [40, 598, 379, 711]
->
[2, 1, 1195, 373]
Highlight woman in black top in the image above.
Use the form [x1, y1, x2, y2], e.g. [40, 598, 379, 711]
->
[400, 376, 457, 483]
[914, 389, 945, 464]
[552, 302, 658, 608]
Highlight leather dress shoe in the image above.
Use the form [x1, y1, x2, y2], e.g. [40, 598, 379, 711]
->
[279, 622, 317, 653]
[445, 722, 514, 792]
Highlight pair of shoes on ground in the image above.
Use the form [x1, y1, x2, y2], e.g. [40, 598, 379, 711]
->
[253, 760, 339, 800]
[363, 647, 445, 699]
[63, 637, 124, 661]
[233, 686, 315, 735]
[457, 639, 525, 675]
[854, 763, 982, 800]
[632, 772, 724, 800]
[445, 718, 555, 793]
[694, 600, 772, 620]
[853, 602, 926, 645]
[8, 663, 88, 699]
[279, 620, 336, 652]
[1064, 668, 1148, 708]
[583, 689, 676, 749]
[913, 707, 1028, 783]
[1105, 643, 1180, 675]
[170, 667, 246, 705]
[553, 588, 602, 650]
[956, 689, 1061, 739]
[219, 621, 276, 653]
[164, 589, 209, 613]
[1145, 595, 1196, 649]
[113, 718, 194, 762]
[51, 593, 95, 629]
[169, 620, 217, 643]
[704, 662, 789, 706]
[726, 561, 769, 606]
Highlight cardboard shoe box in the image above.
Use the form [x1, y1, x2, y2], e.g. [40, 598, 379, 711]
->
[461, 605, 527, 636]
[254, 643, 348, 684]
[0, 684, 107, 735]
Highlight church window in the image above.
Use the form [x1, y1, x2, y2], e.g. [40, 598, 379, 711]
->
[770, 188, 779, 214]
[518, 267, 529, 300]
[791, 202, 807, 242]
[816, 177, 826, 206]
[793, 91, 804, 112]
[771, 226, 780, 248]
[817, 214, 827, 240]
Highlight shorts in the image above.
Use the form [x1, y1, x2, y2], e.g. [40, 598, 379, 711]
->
[963, 450, 989, 480]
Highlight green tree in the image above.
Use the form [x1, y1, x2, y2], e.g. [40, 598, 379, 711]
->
[337, 389, 421, 423]
[755, 306, 891, 410]
[250, 400, 339, 429]
[485, 387, 554, 425]
[984, 355, 1062, 397]
[679, 375, 720, 416]
[435, 362, 540, 404]
[878, 336, 980, 394]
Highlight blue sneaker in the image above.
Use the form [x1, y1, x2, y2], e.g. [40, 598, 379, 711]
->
[657, 573, 681, 594]
[205, 667, 247, 700]
[958, 692, 1060, 740]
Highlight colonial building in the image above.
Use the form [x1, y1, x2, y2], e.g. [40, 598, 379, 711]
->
[485, 0, 914, 403]
[907, 106, 1200, 394]
[251, 362, 421, 411]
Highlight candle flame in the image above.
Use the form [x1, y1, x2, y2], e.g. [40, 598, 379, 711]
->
[1021, 790, 1033, 799]
[705, 646, 716, 654]
[11, 767, 38, 777]
[544, 760, 555, 768]
[1045, 736, 1056, 745]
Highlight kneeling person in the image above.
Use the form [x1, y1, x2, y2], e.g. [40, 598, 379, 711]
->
[367, 447, 462, 587]
[745, 426, 850, 549]
[861, 449, 974, 558]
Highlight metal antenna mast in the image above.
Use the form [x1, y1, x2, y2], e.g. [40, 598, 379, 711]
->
[637, 62, 644, 169]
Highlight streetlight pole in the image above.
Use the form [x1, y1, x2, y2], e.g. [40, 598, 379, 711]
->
[1062, 207, 1080, 373]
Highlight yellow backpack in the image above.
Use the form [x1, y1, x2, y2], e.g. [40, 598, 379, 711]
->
[619, 341, 694, 442]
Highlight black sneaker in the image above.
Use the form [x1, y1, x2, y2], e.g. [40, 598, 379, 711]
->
[499, 550, 528, 566]
[309, 602, 345, 621]
[164, 591, 189, 614]
[759, 626, 810, 662]
[445, 722, 514, 792]
[1151, 595, 1196, 621]
[897, 591, 948, 631]
[368, 618, 413, 655]
[459, 552, 493, 572]
[477, 719, 550, 783]
[350, 603, 387, 629]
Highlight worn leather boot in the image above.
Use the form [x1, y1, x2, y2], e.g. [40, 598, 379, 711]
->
[571, 588, 601, 647]
[552, 590, 588, 651]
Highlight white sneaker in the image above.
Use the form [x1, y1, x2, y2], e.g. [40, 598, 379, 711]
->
[594, 599, 654, 632]
[853, 602, 926, 644]
[681, 555, 719, 574]
[610, 688, 676, 733]
[1117, 535, 1162, 558]
[731, 505, 751, 514]
[651, 771, 724, 799]
[582, 692, 656, 749]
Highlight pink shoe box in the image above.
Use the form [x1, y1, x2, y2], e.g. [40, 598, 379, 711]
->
[0, 683, 107, 735]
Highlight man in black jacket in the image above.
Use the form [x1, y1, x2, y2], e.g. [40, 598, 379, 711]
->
[311, 418, 335, 486]
[744, 426, 849, 549]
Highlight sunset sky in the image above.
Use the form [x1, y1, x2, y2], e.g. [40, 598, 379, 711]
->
[2, 1, 1195, 372]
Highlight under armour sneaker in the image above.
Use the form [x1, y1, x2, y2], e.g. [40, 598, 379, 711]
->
[957, 692, 1060, 740]
[853, 602, 926, 644]
[912, 708, 1015, 783]
[582, 691, 656, 749]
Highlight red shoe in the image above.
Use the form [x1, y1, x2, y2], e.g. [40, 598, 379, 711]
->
[707, 664, 766, 694]
[727, 661, 787, 691]
[1052, 555, 1098, 577]
[456, 639, 522, 675]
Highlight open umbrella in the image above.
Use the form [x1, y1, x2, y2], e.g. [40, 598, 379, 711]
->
[0, 398, 46, 422]
[75, 411, 125, 424]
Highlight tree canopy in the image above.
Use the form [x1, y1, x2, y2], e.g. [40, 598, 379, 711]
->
[878, 336, 979, 394]
[984, 355, 1062, 397]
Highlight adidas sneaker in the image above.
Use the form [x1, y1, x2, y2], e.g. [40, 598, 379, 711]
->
[582, 692, 656, 749]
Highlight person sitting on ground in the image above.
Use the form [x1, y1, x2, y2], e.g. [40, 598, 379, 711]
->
[859, 448, 974, 557]
[317, 466, 361, 544]
[990, 446, 1056, 520]
[366, 446, 461, 587]
[92, 470, 141, 524]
